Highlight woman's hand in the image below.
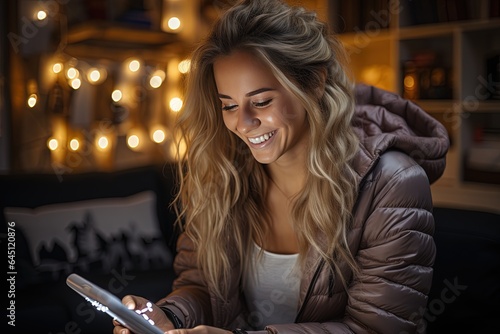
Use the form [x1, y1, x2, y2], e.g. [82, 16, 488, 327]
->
[165, 326, 232, 334]
[112, 295, 174, 334]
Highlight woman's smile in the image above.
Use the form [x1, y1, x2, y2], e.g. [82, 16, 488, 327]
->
[213, 50, 309, 165]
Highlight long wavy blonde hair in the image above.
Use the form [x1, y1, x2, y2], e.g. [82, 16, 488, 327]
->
[174, 0, 359, 300]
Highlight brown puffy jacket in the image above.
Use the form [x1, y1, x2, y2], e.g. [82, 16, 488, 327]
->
[157, 84, 450, 334]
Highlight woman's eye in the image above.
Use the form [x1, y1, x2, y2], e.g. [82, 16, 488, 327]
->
[252, 99, 272, 108]
[222, 104, 237, 111]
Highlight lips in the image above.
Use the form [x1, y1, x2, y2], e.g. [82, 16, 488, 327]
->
[248, 130, 276, 144]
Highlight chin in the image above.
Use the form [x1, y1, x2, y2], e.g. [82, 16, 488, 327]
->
[250, 153, 276, 165]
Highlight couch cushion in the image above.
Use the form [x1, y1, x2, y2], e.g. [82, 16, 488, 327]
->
[5, 191, 172, 286]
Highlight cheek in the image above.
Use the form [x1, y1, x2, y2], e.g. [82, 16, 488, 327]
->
[274, 103, 306, 126]
[222, 113, 237, 133]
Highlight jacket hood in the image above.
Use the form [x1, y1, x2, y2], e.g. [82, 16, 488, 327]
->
[351, 84, 450, 184]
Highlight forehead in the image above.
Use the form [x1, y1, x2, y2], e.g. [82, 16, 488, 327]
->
[213, 50, 280, 96]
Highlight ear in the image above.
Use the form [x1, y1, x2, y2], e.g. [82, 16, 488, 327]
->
[314, 68, 327, 99]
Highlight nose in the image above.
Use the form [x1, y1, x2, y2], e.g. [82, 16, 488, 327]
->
[236, 105, 260, 134]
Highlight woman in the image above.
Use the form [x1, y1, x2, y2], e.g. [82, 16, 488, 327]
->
[113, 0, 449, 333]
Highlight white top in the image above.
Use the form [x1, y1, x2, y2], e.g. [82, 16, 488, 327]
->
[244, 243, 301, 330]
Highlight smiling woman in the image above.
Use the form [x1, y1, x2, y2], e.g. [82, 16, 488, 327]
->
[214, 51, 309, 167]
[112, 1, 450, 334]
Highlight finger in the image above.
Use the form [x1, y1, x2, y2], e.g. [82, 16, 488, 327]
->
[112, 318, 123, 327]
[122, 295, 136, 309]
[112, 324, 130, 334]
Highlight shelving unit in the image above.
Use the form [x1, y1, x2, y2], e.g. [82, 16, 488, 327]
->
[329, 0, 500, 213]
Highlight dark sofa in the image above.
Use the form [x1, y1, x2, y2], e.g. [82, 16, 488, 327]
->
[1, 164, 180, 334]
[1, 165, 499, 334]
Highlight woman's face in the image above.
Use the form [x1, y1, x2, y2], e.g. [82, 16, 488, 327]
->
[213, 50, 309, 165]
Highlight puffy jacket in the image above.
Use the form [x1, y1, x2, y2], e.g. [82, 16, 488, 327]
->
[157, 84, 450, 334]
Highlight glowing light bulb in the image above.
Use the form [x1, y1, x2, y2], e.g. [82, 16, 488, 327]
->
[404, 75, 415, 89]
[71, 78, 81, 89]
[152, 129, 166, 143]
[128, 59, 141, 72]
[37, 10, 47, 21]
[112, 90, 122, 102]
[127, 134, 140, 149]
[66, 67, 78, 80]
[97, 136, 109, 150]
[150, 75, 163, 88]
[168, 17, 181, 30]
[178, 59, 191, 74]
[88, 68, 101, 83]
[52, 63, 62, 74]
[27, 94, 37, 108]
[47, 138, 59, 151]
[170, 97, 183, 112]
[69, 138, 80, 151]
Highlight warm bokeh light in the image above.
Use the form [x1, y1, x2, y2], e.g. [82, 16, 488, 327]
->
[27, 94, 37, 108]
[404, 75, 415, 89]
[111, 89, 122, 102]
[127, 134, 140, 149]
[150, 75, 163, 88]
[149, 69, 165, 88]
[52, 63, 62, 74]
[178, 59, 191, 74]
[47, 138, 59, 151]
[170, 97, 183, 112]
[37, 10, 47, 21]
[66, 67, 78, 80]
[88, 68, 101, 83]
[128, 59, 141, 72]
[97, 136, 109, 150]
[69, 138, 80, 151]
[152, 129, 166, 143]
[71, 78, 81, 89]
[168, 17, 181, 30]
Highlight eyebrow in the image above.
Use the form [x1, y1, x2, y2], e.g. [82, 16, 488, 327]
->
[218, 87, 275, 99]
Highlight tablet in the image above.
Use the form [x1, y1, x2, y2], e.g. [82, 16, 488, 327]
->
[66, 273, 164, 334]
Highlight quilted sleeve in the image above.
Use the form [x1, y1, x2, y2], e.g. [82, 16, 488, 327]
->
[156, 233, 213, 328]
[342, 150, 435, 333]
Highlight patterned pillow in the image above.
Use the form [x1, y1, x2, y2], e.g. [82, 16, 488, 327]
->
[5, 191, 172, 285]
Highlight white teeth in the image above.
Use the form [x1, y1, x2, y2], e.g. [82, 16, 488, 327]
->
[249, 131, 275, 144]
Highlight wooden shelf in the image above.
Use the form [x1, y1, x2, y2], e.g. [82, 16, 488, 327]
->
[64, 21, 187, 61]
[331, 0, 500, 213]
[463, 101, 500, 113]
[67, 21, 180, 48]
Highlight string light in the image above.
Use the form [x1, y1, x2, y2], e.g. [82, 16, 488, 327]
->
[66, 67, 78, 80]
[88, 68, 101, 83]
[47, 138, 59, 151]
[127, 134, 140, 149]
[96, 136, 109, 150]
[151, 128, 166, 143]
[128, 59, 141, 72]
[27, 94, 37, 108]
[37, 10, 47, 21]
[52, 63, 62, 74]
[149, 70, 165, 88]
[69, 138, 80, 151]
[170, 97, 183, 112]
[178, 59, 191, 74]
[167, 17, 181, 30]
[111, 90, 122, 102]
[71, 78, 81, 89]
